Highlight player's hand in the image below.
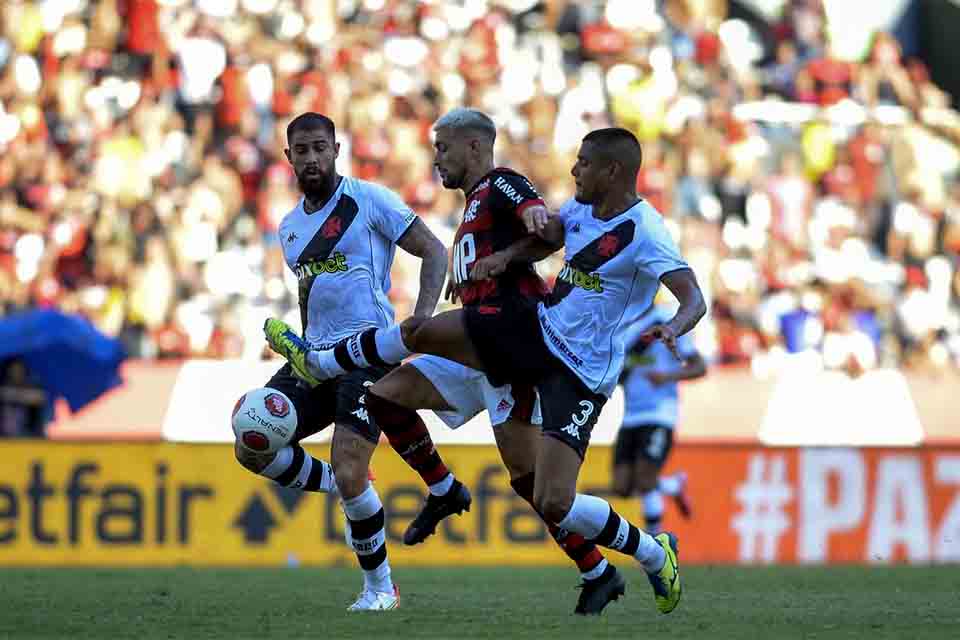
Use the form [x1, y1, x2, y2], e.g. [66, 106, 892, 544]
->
[444, 278, 460, 303]
[469, 251, 510, 281]
[521, 206, 550, 235]
[640, 323, 682, 362]
[645, 371, 670, 386]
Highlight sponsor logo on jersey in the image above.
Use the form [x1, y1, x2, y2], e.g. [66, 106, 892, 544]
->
[464, 198, 480, 223]
[539, 315, 584, 368]
[293, 252, 348, 279]
[493, 176, 527, 205]
[556, 262, 603, 293]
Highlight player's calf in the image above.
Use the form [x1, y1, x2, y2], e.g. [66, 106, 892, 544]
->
[234, 441, 338, 494]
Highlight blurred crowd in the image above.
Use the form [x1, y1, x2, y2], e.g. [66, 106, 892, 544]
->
[1, 0, 960, 379]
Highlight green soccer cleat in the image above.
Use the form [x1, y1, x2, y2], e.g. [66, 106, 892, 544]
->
[263, 318, 321, 387]
[646, 532, 682, 614]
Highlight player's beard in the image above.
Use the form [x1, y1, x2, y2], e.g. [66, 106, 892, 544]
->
[440, 165, 466, 190]
[298, 170, 333, 202]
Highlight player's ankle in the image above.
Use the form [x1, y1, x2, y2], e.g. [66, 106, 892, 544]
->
[428, 473, 455, 496]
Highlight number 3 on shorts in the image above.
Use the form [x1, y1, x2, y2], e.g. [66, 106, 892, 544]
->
[561, 400, 594, 440]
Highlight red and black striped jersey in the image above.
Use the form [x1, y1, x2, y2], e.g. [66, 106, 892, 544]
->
[451, 168, 548, 307]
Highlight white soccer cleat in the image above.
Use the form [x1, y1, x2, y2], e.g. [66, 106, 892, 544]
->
[347, 585, 400, 611]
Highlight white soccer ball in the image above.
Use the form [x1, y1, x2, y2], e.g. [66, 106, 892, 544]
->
[232, 388, 297, 454]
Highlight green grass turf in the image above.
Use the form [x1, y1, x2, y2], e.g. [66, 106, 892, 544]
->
[0, 566, 957, 639]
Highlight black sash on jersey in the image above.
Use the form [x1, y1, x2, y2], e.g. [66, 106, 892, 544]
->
[296, 195, 360, 333]
[545, 219, 635, 307]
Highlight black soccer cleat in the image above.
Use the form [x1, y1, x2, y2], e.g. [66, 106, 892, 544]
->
[402, 480, 472, 546]
[574, 564, 627, 615]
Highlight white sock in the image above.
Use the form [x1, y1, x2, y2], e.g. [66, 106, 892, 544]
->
[558, 494, 665, 574]
[306, 348, 346, 379]
[342, 485, 392, 593]
[428, 473, 454, 496]
[659, 472, 684, 496]
[642, 490, 664, 534]
[375, 324, 413, 363]
[581, 558, 608, 581]
[635, 530, 666, 573]
[556, 494, 610, 540]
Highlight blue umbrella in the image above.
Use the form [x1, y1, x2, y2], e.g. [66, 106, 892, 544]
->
[0, 309, 127, 412]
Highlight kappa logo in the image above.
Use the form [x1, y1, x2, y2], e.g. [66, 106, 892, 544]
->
[264, 393, 291, 418]
[561, 424, 580, 440]
[571, 223, 581, 233]
[286, 231, 298, 243]
[321, 216, 343, 239]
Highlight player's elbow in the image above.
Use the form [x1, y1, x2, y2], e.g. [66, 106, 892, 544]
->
[427, 237, 447, 265]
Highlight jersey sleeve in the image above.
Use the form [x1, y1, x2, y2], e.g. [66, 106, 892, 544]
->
[490, 171, 545, 219]
[635, 212, 689, 279]
[365, 182, 418, 243]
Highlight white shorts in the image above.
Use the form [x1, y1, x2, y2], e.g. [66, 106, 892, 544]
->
[409, 355, 541, 429]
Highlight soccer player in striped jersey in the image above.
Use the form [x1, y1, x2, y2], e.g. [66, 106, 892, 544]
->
[265, 127, 705, 614]
[233, 112, 447, 611]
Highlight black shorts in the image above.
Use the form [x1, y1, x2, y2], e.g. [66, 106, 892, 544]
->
[613, 425, 675, 468]
[464, 298, 606, 459]
[265, 363, 391, 444]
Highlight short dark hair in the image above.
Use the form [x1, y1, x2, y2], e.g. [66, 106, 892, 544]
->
[582, 127, 643, 176]
[286, 112, 336, 145]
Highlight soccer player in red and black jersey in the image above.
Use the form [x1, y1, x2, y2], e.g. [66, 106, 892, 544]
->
[378, 109, 624, 614]
[269, 108, 624, 614]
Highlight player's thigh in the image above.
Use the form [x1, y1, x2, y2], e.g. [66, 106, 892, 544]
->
[235, 364, 335, 473]
[494, 419, 540, 480]
[330, 366, 391, 498]
[264, 363, 337, 442]
[406, 309, 486, 371]
[611, 428, 640, 496]
[537, 365, 607, 460]
[372, 359, 456, 411]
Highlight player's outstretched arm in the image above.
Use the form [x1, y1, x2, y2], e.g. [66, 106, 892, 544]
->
[469, 235, 559, 281]
[521, 204, 564, 248]
[397, 218, 448, 318]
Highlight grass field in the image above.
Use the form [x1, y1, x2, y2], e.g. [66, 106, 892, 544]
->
[1, 566, 957, 639]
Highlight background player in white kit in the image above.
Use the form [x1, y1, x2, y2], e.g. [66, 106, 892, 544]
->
[232, 112, 447, 611]
[614, 299, 706, 535]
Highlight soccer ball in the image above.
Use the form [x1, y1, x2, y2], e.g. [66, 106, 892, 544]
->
[232, 388, 297, 454]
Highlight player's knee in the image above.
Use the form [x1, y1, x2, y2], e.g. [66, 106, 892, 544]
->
[534, 490, 574, 525]
[234, 441, 273, 474]
[399, 318, 422, 351]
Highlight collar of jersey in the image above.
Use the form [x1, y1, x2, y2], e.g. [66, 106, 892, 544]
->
[589, 197, 644, 223]
[301, 175, 346, 216]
